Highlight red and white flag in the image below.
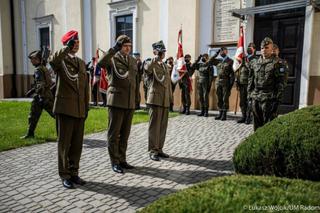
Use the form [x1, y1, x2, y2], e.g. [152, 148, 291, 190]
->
[99, 68, 108, 94]
[233, 26, 245, 72]
[171, 29, 187, 84]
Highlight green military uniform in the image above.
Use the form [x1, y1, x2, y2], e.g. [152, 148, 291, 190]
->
[213, 56, 234, 120]
[248, 38, 287, 131]
[23, 51, 55, 138]
[179, 62, 196, 114]
[98, 46, 137, 168]
[236, 54, 258, 123]
[133, 53, 143, 109]
[144, 41, 172, 158]
[49, 47, 89, 180]
[194, 59, 213, 117]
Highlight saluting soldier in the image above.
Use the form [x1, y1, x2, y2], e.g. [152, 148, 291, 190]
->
[235, 43, 258, 124]
[193, 53, 212, 117]
[144, 41, 172, 161]
[179, 54, 196, 115]
[214, 47, 234, 121]
[21, 50, 55, 139]
[248, 37, 287, 131]
[49, 30, 89, 189]
[98, 35, 137, 173]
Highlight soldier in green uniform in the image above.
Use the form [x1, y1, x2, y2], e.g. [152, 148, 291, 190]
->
[193, 53, 212, 117]
[179, 54, 196, 115]
[214, 47, 234, 121]
[98, 35, 137, 173]
[248, 37, 287, 131]
[166, 57, 175, 112]
[21, 50, 55, 139]
[133, 52, 143, 109]
[235, 43, 258, 124]
[49, 30, 89, 189]
[144, 40, 172, 161]
[271, 43, 289, 120]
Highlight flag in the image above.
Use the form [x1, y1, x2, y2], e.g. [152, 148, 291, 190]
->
[93, 49, 100, 85]
[233, 26, 245, 72]
[99, 67, 108, 94]
[171, 29, 187, 84]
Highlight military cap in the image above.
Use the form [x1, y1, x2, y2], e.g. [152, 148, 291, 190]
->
[152, 40, 166, 52]
[61, 30, 78, 45]
[28, 50, 42, 59]
[261, 37, 273, 47]
[116, 35, 132, 45]
[248, 42, 256, 49]
[273, 43, 279, 49]
[220, 46, 228, 51]
[184, 54, 191, 58]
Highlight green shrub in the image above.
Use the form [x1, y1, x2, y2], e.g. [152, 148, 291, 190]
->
[140, 175, 320, 213]
[233, 105, 320, 181]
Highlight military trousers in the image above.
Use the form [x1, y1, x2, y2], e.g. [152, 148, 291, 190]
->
[197, 81, 209, 108]
[107, 107, 134, 165]
[252, 99, 273, 131]
[57, 114, 85, 180]
[180, 82, 191, 107]
[148, 105, 169, 154]
[135, 75, 141, 107]
[239, 84, 248, 115]
[216, 84, 231, 111]
[28, 97, 55, 133]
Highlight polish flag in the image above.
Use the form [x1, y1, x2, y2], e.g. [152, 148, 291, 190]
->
[171, 29, 187, 84]
[233, 26, 245, 72]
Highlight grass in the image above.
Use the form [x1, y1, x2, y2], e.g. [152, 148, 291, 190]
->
[0, 101, 178, 152]
[140, 175, 320, 213]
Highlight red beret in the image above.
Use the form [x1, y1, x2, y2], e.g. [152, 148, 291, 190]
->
[61, 30, 78, 45]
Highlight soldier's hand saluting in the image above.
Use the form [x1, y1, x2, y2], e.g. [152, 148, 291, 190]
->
[66, 36, 77, 50]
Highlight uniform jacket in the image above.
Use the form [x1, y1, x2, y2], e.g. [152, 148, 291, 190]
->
[144, 58, 172, 107]
[98, 48, 137, 109]
[49, 47, 89, 118]
[34, 65, 54, 100]
[248, 56, 287, 102]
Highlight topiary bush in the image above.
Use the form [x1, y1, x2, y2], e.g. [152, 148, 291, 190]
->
[140, 175, 320, 213]
[233, 105, 320, 181]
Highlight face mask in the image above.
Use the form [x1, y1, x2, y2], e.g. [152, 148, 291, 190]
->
[247, 48, 253, 55]
[201, 58, 206, 62]
[220, 53, 226, 58]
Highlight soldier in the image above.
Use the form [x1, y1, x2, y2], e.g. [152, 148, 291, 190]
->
[133, 52, 143, 110]
[271, 44, 289, 120]
[235, 43, 258, 124]
[144, 40, 172, 161]
[179, 54, 196, 115]
[98, 35, 137, 173]
[166, 57, 175, 112]
[193, 53, 212, 117]
[49, 30, 89, 189]
[248, 37, 287, 131]
[21, 50, 55, 139]
[142, 58, 152, 109]
[214, 47, 234, 121]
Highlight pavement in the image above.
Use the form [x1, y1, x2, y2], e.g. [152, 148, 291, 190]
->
[0, 111, 253, 213]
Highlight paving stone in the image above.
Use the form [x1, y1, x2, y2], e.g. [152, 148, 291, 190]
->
[0, 114, 252, 212]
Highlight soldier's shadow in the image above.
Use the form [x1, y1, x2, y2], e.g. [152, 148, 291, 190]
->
[78, 181, 176, 208]
[163, 156, 234, 171]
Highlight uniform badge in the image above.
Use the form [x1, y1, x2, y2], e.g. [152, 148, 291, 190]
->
[280, 68, 285, 73]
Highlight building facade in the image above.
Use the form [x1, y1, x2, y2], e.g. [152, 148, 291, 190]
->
[0, 0, 319, 112]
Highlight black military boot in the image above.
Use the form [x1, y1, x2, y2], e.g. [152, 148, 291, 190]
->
[180, 105, 186, 114]
[221, 110, 227, 121]
[245, 114, 252, 124]
[185, 106, 190, 115]
[20, 130, 34, 139]
[198, 107, 204, 116]
[170, 103, 174, 112]
[237, 112, 246, 123]
[204, 107, 209, 117]
[215, 110, 222, 120]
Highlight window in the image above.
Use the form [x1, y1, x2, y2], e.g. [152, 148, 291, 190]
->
[115, 15, 133, 42]
[39, 27, 50, 49]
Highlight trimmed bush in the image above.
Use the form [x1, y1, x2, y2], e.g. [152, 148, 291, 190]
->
[233, 105, 320, 181]
[140, 175, 320, 213]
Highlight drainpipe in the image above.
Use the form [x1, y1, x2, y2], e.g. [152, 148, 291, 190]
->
[10, 0, 17, 97]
